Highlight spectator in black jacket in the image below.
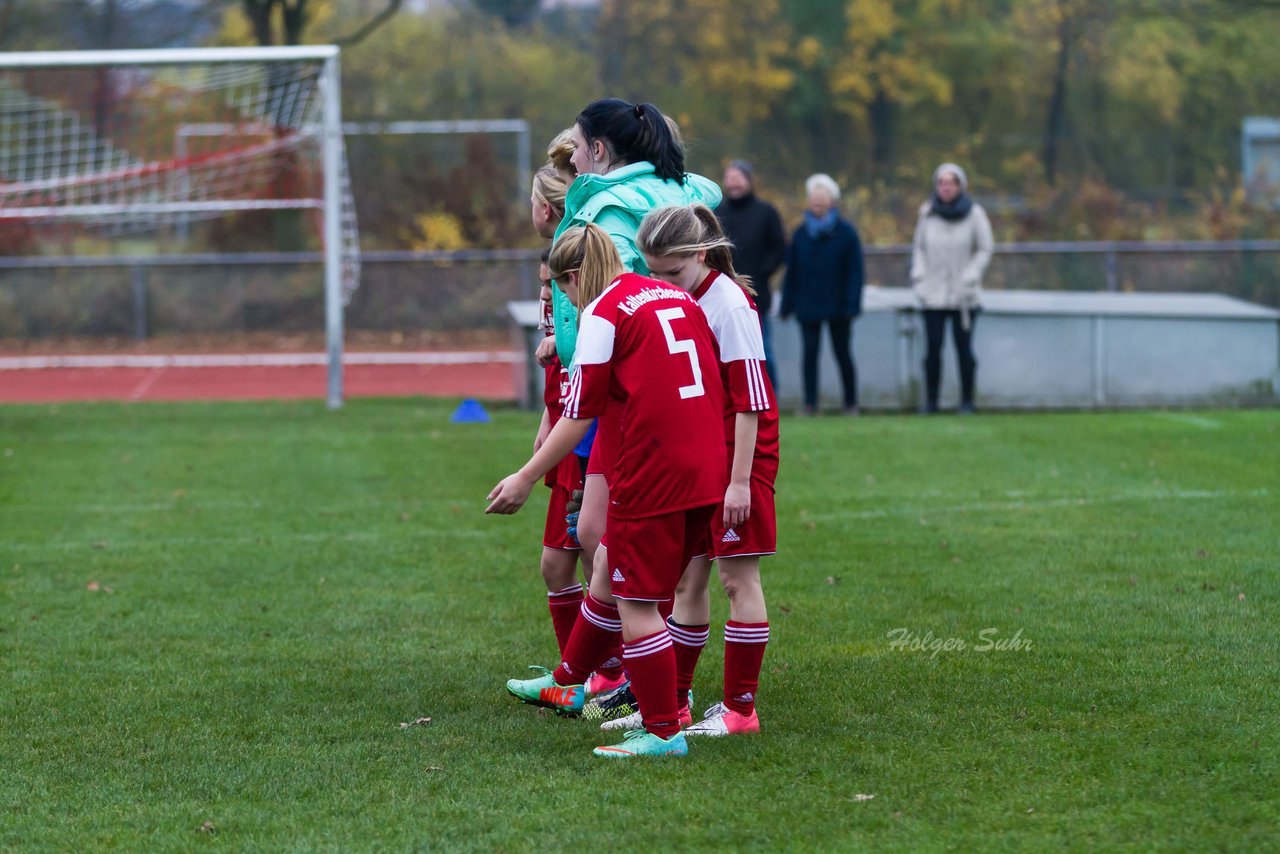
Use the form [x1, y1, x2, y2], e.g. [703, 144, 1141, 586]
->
[716, 160, 787, 390]
[780, 173, 865, 415]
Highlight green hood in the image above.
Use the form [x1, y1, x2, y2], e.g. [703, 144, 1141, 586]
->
[551, 162, 722, 367]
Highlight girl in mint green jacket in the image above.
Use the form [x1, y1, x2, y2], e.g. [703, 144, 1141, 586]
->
[526, 101, 720, 707]
[550, 99, 722, 369]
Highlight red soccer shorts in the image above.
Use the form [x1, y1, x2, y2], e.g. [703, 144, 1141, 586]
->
[710, 478, 777, 560]
[542, 481, 582, 551]
[542, 453, 583, 551]
[606, 504, 716, 601]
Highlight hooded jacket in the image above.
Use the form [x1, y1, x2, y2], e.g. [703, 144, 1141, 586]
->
[549, 162, 722, 366]
[910, 164, 994, 310]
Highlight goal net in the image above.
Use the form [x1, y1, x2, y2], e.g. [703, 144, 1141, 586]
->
[0, 47, 359, 407]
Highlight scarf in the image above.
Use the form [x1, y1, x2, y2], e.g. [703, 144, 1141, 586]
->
[804, 209, 839, 239]
[930, 192, 973, 221]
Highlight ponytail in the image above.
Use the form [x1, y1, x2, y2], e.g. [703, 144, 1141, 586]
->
[576, 98, 686, 184]
[546, 127, 576, 179]
[548, 224, 625, 312]
[532, 164, 568, 223]
[636, 204, 755, 296]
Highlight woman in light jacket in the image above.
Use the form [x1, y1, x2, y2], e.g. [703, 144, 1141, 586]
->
[910, 163, 993, 414]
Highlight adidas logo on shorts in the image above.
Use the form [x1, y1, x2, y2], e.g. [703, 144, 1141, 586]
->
[611, 568, 624, 582]
[722, 528, 741, 544]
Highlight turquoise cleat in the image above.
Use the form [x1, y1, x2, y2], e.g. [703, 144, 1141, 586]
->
[505, 665, 585, 716]
[593, 728, 688, 758]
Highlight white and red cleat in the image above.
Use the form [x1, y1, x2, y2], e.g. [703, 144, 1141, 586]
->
[684, 702, 760, 736]
[600, 702, 692, 732]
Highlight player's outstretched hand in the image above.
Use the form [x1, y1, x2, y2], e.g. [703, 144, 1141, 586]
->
[723, 482, 751, 529]
[535, 335, 557, 368]
[486, 474, 534, 515]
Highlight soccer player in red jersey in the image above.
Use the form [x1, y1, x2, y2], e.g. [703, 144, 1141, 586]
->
[533, 252, 591, 658]
[487, 223, 727, 758]
[614, 203, 780, 737]
[533, 163, 627, 692]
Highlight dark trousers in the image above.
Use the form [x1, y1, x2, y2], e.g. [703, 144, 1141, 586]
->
[800, 317, 857, 409]
[759, 313, 780, 393]
[922, 308, 978, 409]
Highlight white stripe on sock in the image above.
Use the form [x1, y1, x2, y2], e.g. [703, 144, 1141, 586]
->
[665, 619, 709, 647]
[623, 633, 672, 659]
[548, 585, 583, 600]
[725, 625, 770, 643]
[581, 601, 622, 632]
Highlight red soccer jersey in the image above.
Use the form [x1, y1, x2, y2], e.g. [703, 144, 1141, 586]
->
[690, 271, 780, 487]
[564, 273, 727, 519]
[542, 358, 573, 488]
[543, 359, 569, 425]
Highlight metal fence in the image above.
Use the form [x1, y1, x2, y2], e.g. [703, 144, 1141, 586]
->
[1, 242, 1277, 341]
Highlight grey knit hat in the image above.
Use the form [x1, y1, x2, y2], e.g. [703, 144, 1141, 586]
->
[726, 159, 755, 187]
[933, 162, 968, 192]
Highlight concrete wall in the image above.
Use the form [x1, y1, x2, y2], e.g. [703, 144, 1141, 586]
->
[511, 288, 1280, 411]
[769, 288, 1280, 411]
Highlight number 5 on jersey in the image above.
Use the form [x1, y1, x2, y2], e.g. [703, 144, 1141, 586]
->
[655, 307, 705, 400]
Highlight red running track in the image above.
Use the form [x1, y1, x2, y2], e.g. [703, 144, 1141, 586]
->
[0, 352, 520, 404]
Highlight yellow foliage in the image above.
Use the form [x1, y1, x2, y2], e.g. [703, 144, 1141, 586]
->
[599, 0, 794, 134]
[405, 213, 467, 252]
[796, 36, 824, 69]
[831, 0, 953, 120]
[1104, 19, 1194, 124]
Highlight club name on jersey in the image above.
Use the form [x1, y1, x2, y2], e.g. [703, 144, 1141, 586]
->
[617, 286, 691, 317]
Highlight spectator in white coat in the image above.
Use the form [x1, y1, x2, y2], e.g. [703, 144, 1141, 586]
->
[910, 163, 993, 414]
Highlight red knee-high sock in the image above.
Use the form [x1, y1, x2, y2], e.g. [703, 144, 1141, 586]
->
[667, 617, 708, 710]
[546, 584, 584, 658]
[623, 629, 680, 739]
[723, 621, 769, 716]
[553, 593, 620, 685]
[657, 599, 674, 621]
[597, 635, 624, 679]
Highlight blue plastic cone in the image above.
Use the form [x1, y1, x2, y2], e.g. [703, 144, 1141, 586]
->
[450, 398, 491, 423]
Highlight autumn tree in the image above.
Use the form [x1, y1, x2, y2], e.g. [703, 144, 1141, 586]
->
[596, 0, 794, 172]
[830, 0, 955, 173]
[238, 0, 403, 47]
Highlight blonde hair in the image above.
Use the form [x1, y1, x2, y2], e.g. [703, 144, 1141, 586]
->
[532, 164, 568, 223]
[547, 128, 577, 179]
[548, 224, 625, 311]
[636, 204, 755, 296]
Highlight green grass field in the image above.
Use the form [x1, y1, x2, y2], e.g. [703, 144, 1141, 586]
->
[1, 399, 1277, 851]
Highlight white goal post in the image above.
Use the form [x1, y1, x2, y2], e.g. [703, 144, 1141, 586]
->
[0, 46, 358, 409]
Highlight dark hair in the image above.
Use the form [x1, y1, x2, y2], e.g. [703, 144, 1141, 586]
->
[539, 246, 551, 263]
[576, 98, 686, 184]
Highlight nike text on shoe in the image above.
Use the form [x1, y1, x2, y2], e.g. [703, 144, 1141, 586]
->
[505, 665, 585, 716]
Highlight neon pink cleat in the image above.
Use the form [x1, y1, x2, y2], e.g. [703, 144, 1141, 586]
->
[684, 702, 760, 736]
[585, 670, 628, 698]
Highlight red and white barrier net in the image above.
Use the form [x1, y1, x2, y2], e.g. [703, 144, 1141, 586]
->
[0, 53, 359, 301]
